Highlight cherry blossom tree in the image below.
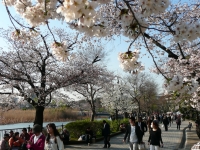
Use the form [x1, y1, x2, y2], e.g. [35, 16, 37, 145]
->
[124, 73, 159, 116]
[68, 70, 115, 121]
[1, 0, 200, 110]
[67, 46, 115, 121]
[0, 28, 101, 126]
[101, 78, 136, 119]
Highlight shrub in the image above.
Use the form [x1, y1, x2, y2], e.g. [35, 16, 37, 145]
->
[110, 119, 129, 132]
[65, 119, 129, 139]
[65, 119, 103, 139]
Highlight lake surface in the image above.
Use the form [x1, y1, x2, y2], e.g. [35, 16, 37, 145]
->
[0, 121, 70, 130]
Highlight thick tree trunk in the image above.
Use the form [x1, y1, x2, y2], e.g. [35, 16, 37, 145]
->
[137, 101, 141, 119]
[124, 112, 128, 118]
[115, 109, 118, 120]
[34, 106, 44, 127]
[90, 108, 96, 122]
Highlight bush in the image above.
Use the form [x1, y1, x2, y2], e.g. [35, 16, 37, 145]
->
[65, 119, 129, 140]
[109, 119, 129, 132]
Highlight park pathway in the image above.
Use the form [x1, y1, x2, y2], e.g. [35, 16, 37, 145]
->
[64, 120, 191, 150]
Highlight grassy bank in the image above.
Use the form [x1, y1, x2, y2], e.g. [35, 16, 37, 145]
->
[0, 108, 83, 125]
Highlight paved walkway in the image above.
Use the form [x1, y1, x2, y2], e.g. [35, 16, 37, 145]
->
[65, 120, 194, 150]
[184, 120, 200, 150]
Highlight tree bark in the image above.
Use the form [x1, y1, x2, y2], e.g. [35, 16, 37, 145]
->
[34, 106, 45, 127]
[124, 112, 128, 118]
[115, 109, 118, 120]
[90, 108, 96, 121]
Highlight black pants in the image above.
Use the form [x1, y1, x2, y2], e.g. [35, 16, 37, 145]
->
[177, 124, 180, 130]
[103, 135, 110, 148]
[86, 134, 92, 144]
[164, 124, 168, 131]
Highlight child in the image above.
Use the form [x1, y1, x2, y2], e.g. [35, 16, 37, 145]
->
[188, 122, 192, 131]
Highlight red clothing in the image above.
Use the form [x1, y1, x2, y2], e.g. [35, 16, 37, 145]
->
[28, 132, 34, 138]
[9, 137, 24, 147]
[27, 134, 45, 150]
[20, 133, 30, 141]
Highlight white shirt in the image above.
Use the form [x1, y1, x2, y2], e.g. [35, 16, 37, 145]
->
[129, 126, 138, 143]
[34, 133, 42, 144]
[45, 136, 64, 150]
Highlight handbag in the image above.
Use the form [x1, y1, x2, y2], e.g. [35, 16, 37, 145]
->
[138, 142, 146, 150]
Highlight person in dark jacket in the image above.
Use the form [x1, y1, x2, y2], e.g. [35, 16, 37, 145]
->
[176, 115, 181, 130]
[163, 116, 169, 131]
[61, 128, 70, 145]
[123, 117, 142, 150]
[148, 121, 163, 150]
[167, 115, 172, 127]
[102, 120, 111, 148]
[136, 116, 147, 142]
[85, 127, 93, 146]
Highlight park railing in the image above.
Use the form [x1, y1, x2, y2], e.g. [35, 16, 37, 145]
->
[0, 124, 64, 141]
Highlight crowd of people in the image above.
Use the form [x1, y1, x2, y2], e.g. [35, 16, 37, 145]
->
[121, 113, 183, 150]
[0, 113, 184, 150]
[0, 123, 70, 150]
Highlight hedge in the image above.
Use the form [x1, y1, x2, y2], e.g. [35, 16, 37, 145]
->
[64, 119, 129, 139]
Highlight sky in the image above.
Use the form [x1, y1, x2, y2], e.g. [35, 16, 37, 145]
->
[0, 0, 190, 94]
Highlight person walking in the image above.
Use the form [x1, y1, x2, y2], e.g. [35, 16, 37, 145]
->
[102, 120, 111, 148]
[27, 124, 45, 150]
[171, 114, 174, 124]
[167, 115, 171, 127]
[45, 123, 64, 150]
[136, 116, 147, 142]
[176, 116, 181, 130]
[85, 127, 93, 146]
[162, 116, 169, 131]
[146, 117, 152, 133]
[123, 117, 142, 150]
[148, 121, 163, 150]
[1, 134, 10, 150]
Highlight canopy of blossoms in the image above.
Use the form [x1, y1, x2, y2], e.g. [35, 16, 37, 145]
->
[2, 0, 200, 110]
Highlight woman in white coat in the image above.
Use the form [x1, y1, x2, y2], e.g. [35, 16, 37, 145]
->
[45, 123, 64, 150]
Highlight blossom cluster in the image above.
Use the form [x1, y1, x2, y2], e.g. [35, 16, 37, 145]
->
[70, 24, 108, 37]
[119, 12, 149, 39]
[118, 50, 144, 73]
[4, 0, 58, 27]
[51, 41, 69, 62]
[2, 0, 15, 6]
[138, 0, 170, 17]
[164, 74, 198, 94]
[56, 0, 98, 27]
[174, 22, 200, 42]
[11, 29, 39, 43]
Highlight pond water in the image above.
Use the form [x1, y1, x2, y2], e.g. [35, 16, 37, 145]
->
[0, 121, 70, 130]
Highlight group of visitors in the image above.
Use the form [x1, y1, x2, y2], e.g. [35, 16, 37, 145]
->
[122, 116, 165, 150]
[116, 113, 183, 150]
[145, 113, 182, 131]
[0, 123, 70, 150]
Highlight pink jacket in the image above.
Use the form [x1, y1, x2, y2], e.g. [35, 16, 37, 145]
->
[27, 134, 45, 150]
